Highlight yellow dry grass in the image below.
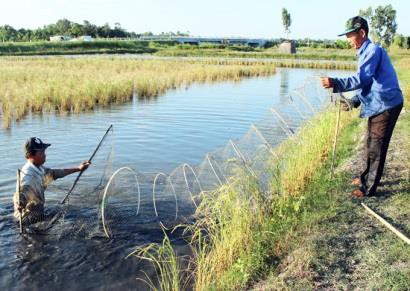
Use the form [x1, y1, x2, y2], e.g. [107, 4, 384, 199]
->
[0, 57, 276, 128]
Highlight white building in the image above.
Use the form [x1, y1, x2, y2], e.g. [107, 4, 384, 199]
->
[50, 35, 71, 42]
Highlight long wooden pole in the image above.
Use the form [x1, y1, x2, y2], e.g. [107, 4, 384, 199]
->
[330, 99, 342, 180]
[60, 124, 113, 204]
[362, 202, 410, 245]
[17, 169, 23, 234]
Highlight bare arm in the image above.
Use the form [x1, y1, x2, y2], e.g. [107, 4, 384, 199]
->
[46, 161, 91, 181]
[62, 161, 91, 177]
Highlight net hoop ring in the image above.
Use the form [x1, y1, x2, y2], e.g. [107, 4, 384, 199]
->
[101, 167, 140, 238]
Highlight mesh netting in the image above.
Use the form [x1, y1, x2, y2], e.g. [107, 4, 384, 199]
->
[18, 77, 353, 239]
[100, 77, 354, 238]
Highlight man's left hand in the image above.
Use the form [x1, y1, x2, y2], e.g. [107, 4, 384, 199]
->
[321, 77, 334, 89]
[340, 99, 352, 111]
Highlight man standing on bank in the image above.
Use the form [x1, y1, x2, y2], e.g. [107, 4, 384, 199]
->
[14, 137, 90, 225]
[321, 16, 404, 198]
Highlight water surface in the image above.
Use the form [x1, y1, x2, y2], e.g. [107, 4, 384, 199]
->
[0, 68, 352, 290]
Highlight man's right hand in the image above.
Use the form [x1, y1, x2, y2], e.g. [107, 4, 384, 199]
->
[340, 99, 352, 111]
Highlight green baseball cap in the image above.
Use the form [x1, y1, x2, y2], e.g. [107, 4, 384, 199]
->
[338, 16, 368, 37]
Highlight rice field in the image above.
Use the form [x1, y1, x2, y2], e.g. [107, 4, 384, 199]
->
[0, 57, 277, 128]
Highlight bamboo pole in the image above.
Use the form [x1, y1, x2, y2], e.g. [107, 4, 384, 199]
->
[361, 202, 410, 245]
[60, 124, 113, 204]
[330, 100, 341, 180]
[17, 169, 23, 234]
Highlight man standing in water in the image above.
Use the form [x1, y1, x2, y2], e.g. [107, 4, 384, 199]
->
[321, 16, 403, 198]
[14, 137, 90, 225]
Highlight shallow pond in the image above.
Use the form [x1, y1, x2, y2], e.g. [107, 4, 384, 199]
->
[0, 68, 352, 290]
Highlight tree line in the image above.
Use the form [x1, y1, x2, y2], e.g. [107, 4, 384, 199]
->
[0, 19, 189, 42]
[281, 4, 409, 49]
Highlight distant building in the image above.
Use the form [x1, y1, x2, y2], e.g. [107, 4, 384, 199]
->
[278, 40, 296, 54]
[78, 35, 92, 42]
[50, 35, 71, 42]
[69, 35, 93, 42]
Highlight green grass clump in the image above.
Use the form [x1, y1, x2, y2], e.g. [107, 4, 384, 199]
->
[131, 105, 357, 290]
[127, 229, 183, 291]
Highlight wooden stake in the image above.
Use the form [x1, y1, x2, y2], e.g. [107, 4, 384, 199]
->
[361, 202, 410, 245]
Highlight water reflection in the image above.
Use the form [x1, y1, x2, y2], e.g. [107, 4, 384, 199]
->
[136, 93, 161, 104]
[279, 69, 290, 103]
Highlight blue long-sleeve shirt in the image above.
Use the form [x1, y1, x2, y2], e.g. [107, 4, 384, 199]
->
[332, 39, 403, 118]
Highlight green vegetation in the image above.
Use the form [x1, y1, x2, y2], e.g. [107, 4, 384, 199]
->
[0, 39, 357, 59]
[154, 45, 357, 61]
[0, 19, 188, 42]
[128, 54, 409, 290]
[129, 107, 356, 290]
[359, 5, 398, 47]
[0, 55, 358, 128]
[253, 109, 409, 290]
[0, 40, 157, 56]
[393, 34, 410, 49]
[190, 110, 355, 290]
[127, 231, 182, 290]
[395, 54, 410, 105]
[281, 8, 292, 37]
[0, 58, 277, 128]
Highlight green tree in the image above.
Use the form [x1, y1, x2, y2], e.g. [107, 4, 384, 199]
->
[281, 8, 291, 38]
[0, 25, 17, 41]
[98, 23, 111, 38]
[83, 20, 97, 37]
[358, 7, 373, 21]
[393, 34, 409, 49]
[359, 5, 397, 47]
[17, 28, 31, 41]
[32, 28, 47, 41]
[55, 19, 72, 35]
[112, 22, 127, 38]
[335, 39, 351, 49]
[0, 26, 8, 42]
[70, 23, 83, 37]
[43, 24, 58, 38]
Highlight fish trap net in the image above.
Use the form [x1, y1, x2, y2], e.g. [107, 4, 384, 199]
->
[18, 77, 352, 238]
[100, 77, 352, 238]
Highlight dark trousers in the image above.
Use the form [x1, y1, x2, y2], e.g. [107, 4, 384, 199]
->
[360, 103, 403, 196]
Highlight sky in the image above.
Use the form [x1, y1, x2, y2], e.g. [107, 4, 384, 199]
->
[1, 0, 409, 39]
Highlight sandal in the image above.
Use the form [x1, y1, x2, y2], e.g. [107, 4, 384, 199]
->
[351, 177, 361, 186]
[352, 188, 365, 198]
